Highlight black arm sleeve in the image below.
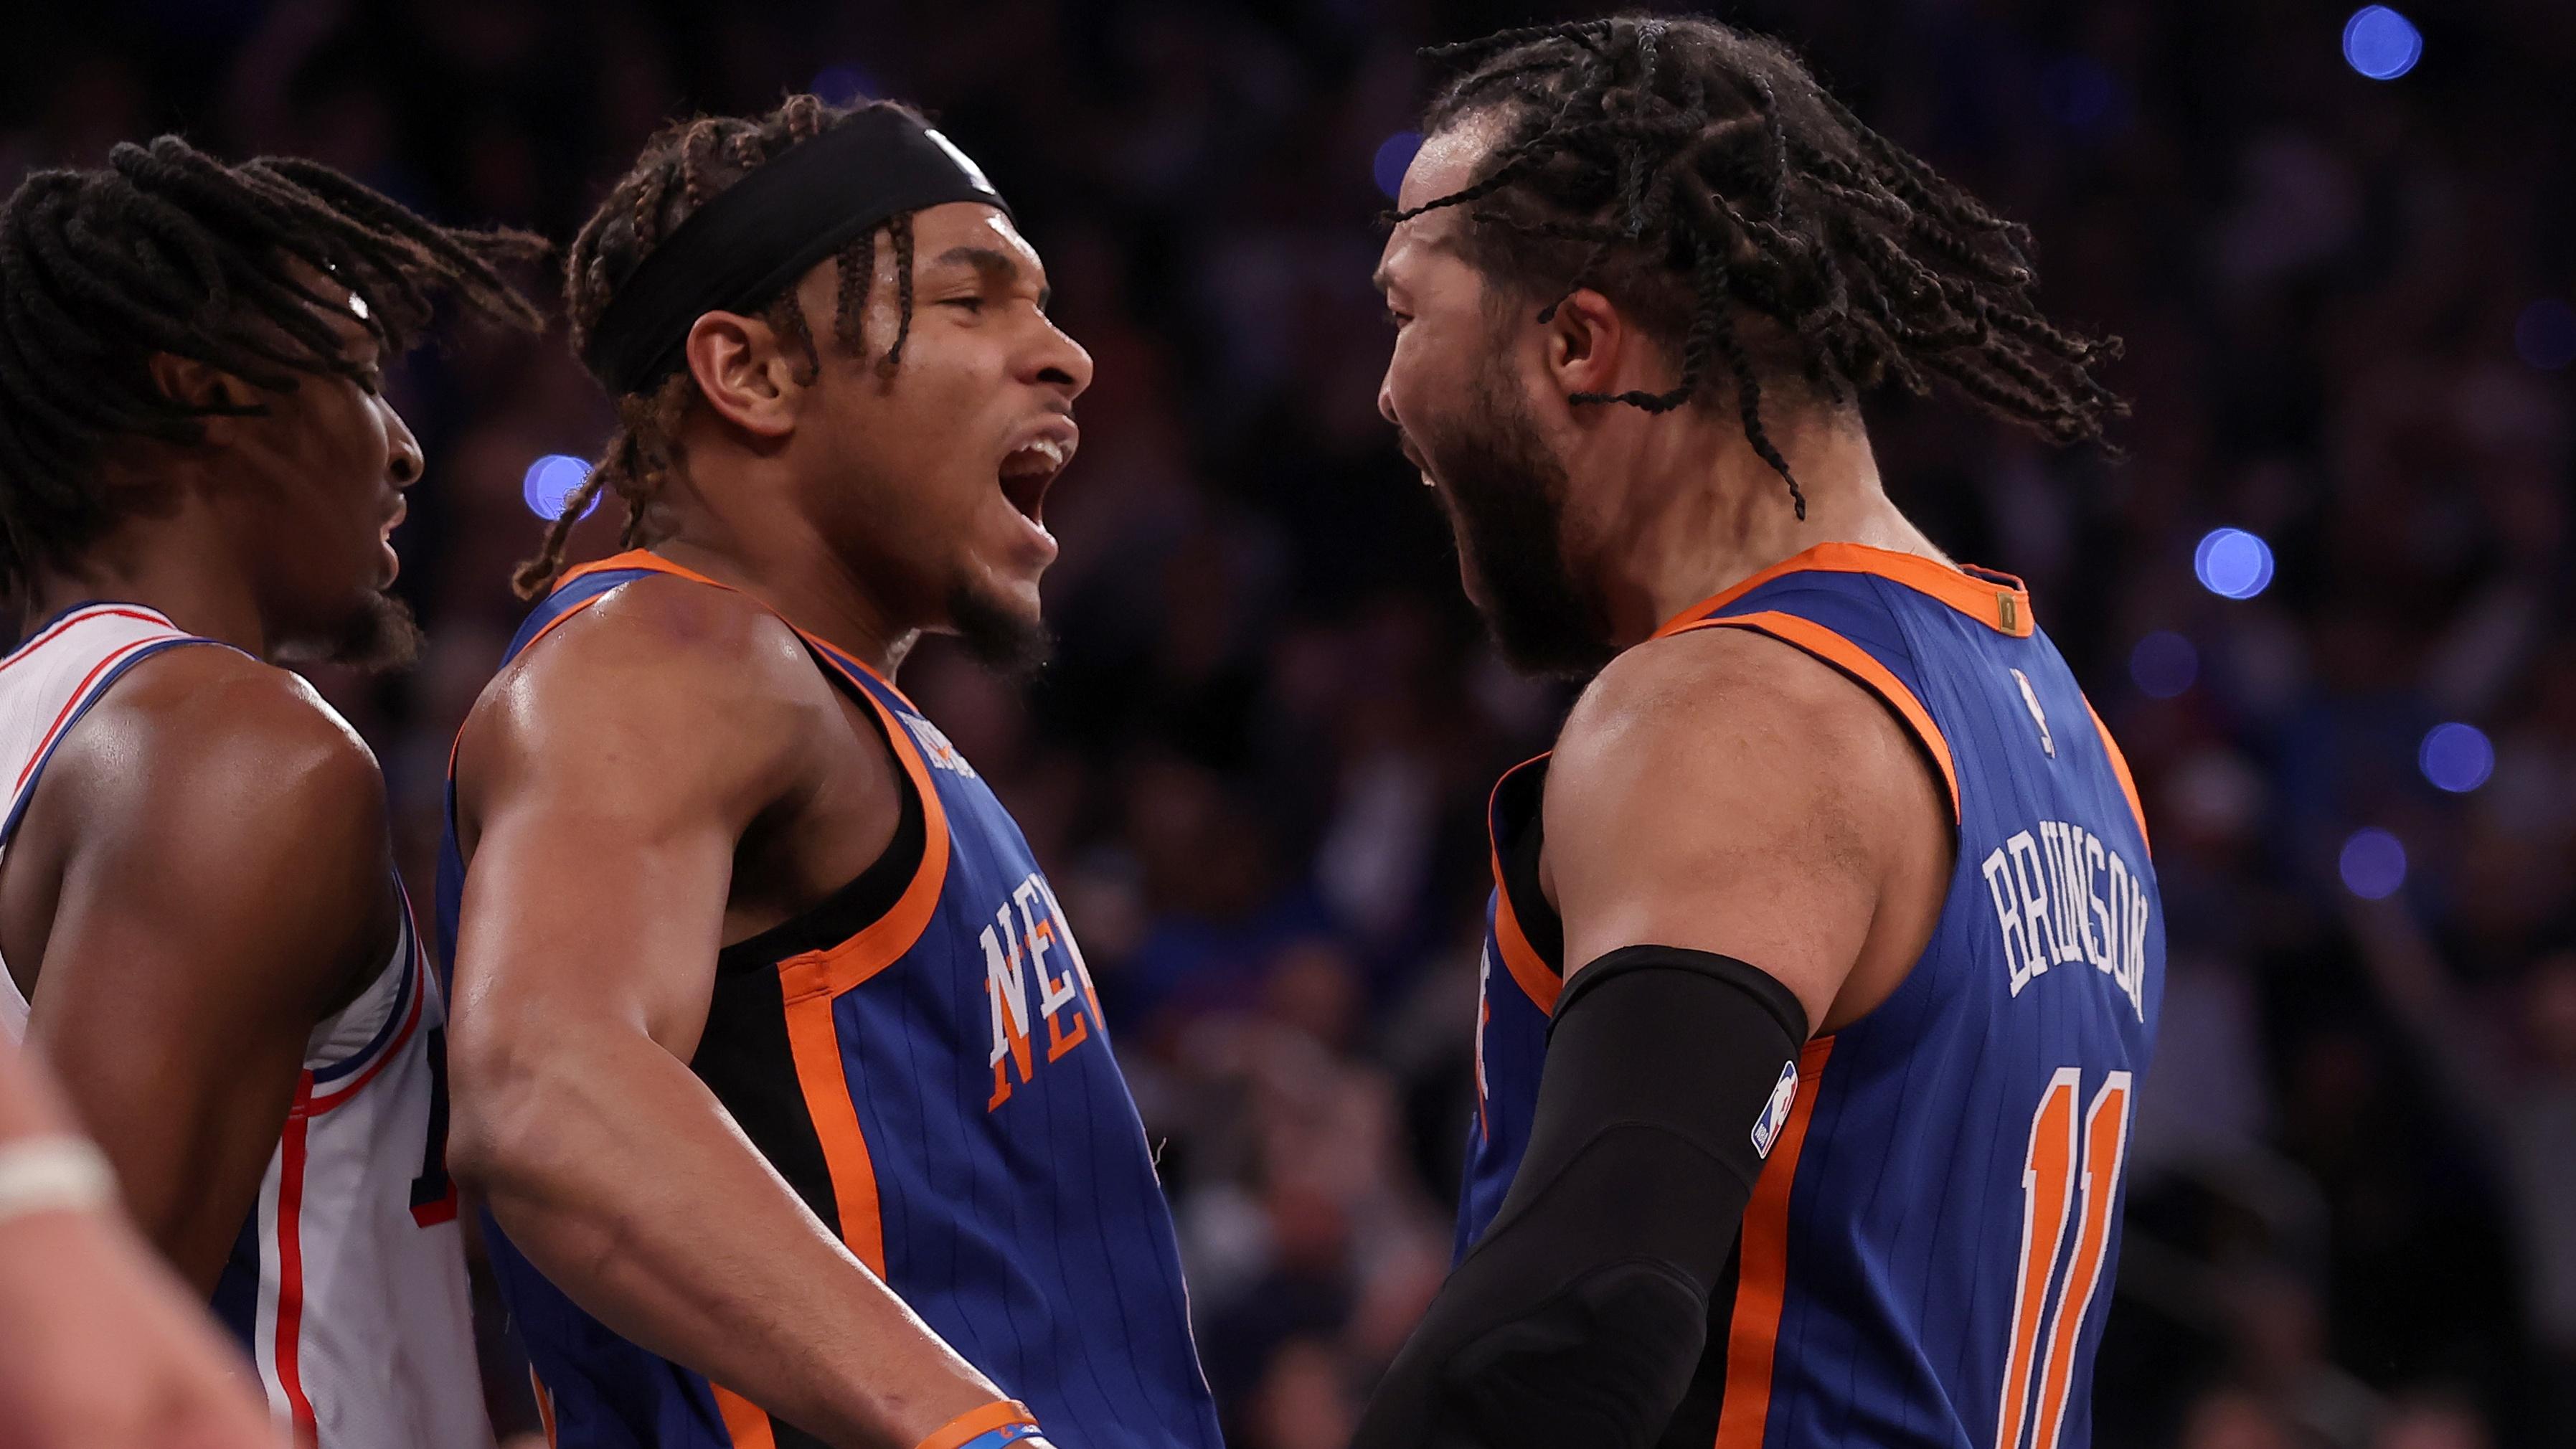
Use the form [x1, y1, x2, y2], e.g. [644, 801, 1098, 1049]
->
[1351, 945, 1808, 1449]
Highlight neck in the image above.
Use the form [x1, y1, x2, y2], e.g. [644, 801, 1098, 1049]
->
[23, 484, 270, 656]
[645, 442, 917, 679]
[1584, 405, 1945, 646]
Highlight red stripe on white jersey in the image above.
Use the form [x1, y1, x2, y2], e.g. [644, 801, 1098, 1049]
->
[273, 1074, 319, 1438]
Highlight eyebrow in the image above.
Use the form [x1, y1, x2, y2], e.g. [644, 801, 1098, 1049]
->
[932, 245, 1051, 311]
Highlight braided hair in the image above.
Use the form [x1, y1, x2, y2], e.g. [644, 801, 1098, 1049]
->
[529, 93, 927, 598]
[0, 136, 545, 594]
[1401, 16, 2126, 518]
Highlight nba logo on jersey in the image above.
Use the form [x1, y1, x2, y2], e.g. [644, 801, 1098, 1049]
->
[1750, 1058, 1800, 1159]
[2011, 668, 2055, 757]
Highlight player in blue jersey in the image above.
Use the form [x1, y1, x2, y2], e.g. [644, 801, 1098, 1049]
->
[1357, 19, 2153, 1449]
[438, 95, 1222, 1449]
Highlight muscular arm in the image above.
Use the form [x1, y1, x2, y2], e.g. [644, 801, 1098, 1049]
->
[445, 582, 1001, 1449]
[1354, 627, 1948, 1449]
[18, 651, 395, 1288]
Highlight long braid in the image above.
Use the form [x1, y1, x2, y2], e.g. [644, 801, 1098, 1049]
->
[0, 136, 544, 593]
[528, 94, 938, 598]
[1408, 17, 2125, 512]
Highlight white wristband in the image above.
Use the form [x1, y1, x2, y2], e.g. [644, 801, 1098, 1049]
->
[0, 1136, 116, 1225]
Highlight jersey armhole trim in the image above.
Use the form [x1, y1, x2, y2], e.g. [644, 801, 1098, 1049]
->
[1483, 755, 1564, 1016]
[763, 669, 942, 1283]
[2085, 701, 2151, 856]
[1681, 611, 1961, 823]
[0, 636, 220, 854]
[1490, 867, 1562, 1016]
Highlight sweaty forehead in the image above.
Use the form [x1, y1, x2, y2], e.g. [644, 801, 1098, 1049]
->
[1396, 118, 1501, 214]
[1379, 115, 1507, 287]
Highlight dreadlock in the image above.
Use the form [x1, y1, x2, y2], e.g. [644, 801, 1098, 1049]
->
[529, 93, 927, 598]
[0, 136, 545, 593]
[1400, 15, 2126, 519]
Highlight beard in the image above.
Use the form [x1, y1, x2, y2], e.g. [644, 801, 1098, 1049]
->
[946, 578, 1053, 679]
[277, 590, 425, 672]
[1412, 360, 1614, 678]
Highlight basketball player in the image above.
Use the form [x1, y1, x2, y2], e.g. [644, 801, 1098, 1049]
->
[0, 138, 543, 1445]
[1357, 19, 2156, 1449]
[0, 1032, 278, 1448]
[437, 95, 1221, 1449]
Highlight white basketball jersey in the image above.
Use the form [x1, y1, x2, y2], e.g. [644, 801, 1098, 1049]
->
[0, 603, 491, 1449]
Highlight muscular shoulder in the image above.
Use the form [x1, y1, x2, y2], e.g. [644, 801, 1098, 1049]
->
[1541, 623, 1945, 1022]
[53, 645, 388, 864]
[1550, 623, 1919, 825]
[27, 646, 393, 1008]
[454, 574, 844, 836]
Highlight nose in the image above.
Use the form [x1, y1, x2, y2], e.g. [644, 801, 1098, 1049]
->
[383, 400, 424, 489]
[1027, 314, 1095, 402]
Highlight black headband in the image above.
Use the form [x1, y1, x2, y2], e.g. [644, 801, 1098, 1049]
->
[582, 107, 1013, 396]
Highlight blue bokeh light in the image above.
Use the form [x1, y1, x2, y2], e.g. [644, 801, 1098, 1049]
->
[2419, 722, 2495, 793]
[1373, 131, 1423, 202]
[2343, 7, 2422, 80]
[522, 455, 599, 521]
[2339, 829, 2408, 900]
[2514, 301, 2576, 372]
[2194, 528, 2276, 600]
[2129, 631, 2198, 699]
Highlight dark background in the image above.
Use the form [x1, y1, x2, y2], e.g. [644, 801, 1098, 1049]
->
[4, 1, 2571, 1446]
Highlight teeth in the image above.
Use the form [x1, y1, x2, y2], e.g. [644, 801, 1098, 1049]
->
[1026, 438, 1067, 469]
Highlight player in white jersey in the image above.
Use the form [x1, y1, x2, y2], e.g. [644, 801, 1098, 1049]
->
[0, 138, 541, 1445]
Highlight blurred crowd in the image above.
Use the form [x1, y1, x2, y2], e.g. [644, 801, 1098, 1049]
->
[5, 0, 2571, 1446]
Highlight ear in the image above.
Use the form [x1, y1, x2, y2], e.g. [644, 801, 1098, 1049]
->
[682, 311, 802, 440]
[1540, 287, 1631, 406]
[144, 353, 260, 423]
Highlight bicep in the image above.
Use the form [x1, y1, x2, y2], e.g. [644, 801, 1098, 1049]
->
[450, 768, 740, 1059]
[448, 626, 807, 1063]
[1545, 632, 1911, 1030]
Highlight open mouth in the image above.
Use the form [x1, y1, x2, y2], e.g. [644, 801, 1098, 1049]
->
[998, 435, 1073, 525]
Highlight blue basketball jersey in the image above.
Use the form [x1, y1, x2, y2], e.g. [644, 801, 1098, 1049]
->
[1461, 542, 2162, 1449]
[435, 552, 1222, 1449]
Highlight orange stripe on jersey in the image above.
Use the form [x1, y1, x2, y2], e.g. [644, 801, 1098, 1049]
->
[556, 547, 732, 593]
[1653, 542, 2035, 640]
[781, 984, 887, 1273]
[1481, 754, 1562, 1015]
[1995, 1070, 2080, 1449]
[712, 1384, 779, 1448]
[2085, 702, 2151, 856]
[773, 678, 953, 1002]
[1678, 610, 1961, 822]
[917, 1400, 1041, 1449]
[1490, 871, 1562, 1017]
[2027, 1075, 2133, 1449]
[528, 1366, 559, 1448]
[767, 675, 952, 1277]
[1713, 1036, 1834, 1449]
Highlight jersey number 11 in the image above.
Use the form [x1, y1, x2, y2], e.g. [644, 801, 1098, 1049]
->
[1994, 1067, 2133, 1449]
